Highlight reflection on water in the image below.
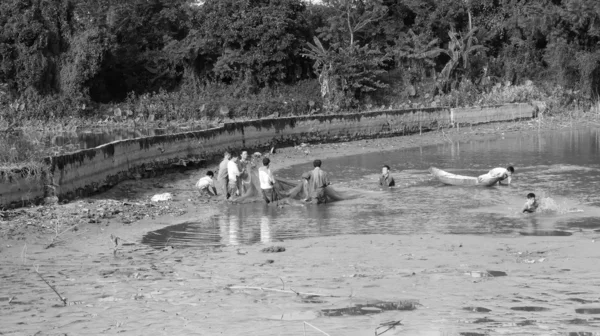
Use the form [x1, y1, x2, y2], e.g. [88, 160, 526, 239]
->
[142, 127, 600, 249]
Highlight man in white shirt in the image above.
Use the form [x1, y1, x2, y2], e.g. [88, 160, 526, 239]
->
[195, 171, 218, 196]
[479, 166, 515, 185]
[258, 157, 277, 204]
[227, 155, 241, 197]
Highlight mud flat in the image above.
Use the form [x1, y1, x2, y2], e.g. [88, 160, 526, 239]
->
[1, 117, 600, 335]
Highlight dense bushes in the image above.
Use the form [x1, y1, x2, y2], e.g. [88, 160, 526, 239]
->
[1, 0, 600, 121]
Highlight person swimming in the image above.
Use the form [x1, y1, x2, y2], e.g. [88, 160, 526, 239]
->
[523, 193, 539, 213]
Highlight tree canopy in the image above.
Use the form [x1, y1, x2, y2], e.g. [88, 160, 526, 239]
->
[1, 0, 599, 113]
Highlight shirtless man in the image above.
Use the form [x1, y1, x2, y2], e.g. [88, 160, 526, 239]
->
[308, 159, 331, 204]
[217, 152, 231, 199]
[479, 166, 515, 185]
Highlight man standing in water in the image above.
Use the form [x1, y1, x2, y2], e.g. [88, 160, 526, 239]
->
[379, 165, 395, 188]
[217, 152, 231, 199]
[308, 159, 331, 204]
[238, 150, 251, 195]
[259, 157, 277, 204]
[228, 154, 241, 198]
[479, 165, 515, 185]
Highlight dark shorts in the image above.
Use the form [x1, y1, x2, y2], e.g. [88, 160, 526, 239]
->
[315, 187, 327, 204]
[261, 188, 278, 204]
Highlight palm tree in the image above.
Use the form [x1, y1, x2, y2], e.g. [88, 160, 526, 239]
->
[394, 29, 445, 83]
[439, 27, 487, 91]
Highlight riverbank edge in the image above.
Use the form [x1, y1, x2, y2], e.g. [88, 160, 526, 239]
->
[0, 103, 535, 209]
[2, 113, 597, 248]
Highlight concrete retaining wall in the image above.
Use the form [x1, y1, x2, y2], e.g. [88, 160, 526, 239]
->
[451, 103, 535, 125]
[0, 104, 534, 209]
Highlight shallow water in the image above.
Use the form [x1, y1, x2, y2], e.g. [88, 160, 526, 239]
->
[143, 127, 600, 248]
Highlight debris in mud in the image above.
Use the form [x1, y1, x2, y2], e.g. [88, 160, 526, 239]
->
[575, 308, 600, 314]
[510, 306, 551, 312]
[261, 246, 286, 253]
[465, 270, 507, 278]
[519, 230, 573, 236]
[375, 320, 403, 336]
[463, 307, 492, 313]
[269, 300, 419, 321]
[1, 198, 187, 240]
[321, 300, 419, 317]
[151, 193, 173, 202]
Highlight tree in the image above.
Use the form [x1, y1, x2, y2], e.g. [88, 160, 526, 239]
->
[439, 27, 487, 91]
[303, 0, 389, 110]
[172, 0, 311, 92]
[393, 29, 444, 85]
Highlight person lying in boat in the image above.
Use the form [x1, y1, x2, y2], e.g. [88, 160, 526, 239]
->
[478, 166, 515, 185]
[195, 171, 218, 197]
[379, 165, 395, 188]
[522, 193, 539, 213]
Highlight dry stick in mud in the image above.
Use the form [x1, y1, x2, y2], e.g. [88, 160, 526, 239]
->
[46, 223, 80, 249]
[34, 266, 67, 306]
[227, 285, 342, 298]
[375, 320, 403, 336]
[303, 322, 331, 336]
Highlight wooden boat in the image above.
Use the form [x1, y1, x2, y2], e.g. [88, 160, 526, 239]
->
[429, 167, 502, 187]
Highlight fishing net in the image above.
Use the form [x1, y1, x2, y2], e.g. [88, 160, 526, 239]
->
[231, 158, 359, 204]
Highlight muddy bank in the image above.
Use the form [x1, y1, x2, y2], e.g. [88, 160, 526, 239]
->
[2, 231, 599, 335]
[1, 116, 600, 335]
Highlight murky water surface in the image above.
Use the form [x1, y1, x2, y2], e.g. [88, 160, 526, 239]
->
[143, 127, 600, 248]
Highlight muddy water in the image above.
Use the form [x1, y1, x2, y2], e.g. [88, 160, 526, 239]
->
[143, 127, 600, 248]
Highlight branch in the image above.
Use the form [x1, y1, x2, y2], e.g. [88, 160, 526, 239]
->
[226, 285, 341, 297]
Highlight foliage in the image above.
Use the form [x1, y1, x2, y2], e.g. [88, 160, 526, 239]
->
[1, 0, 600, 120]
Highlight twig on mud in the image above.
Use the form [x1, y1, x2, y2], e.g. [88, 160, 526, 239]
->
[279, 277, 285, 290]
[45, 223, 79, 249]
[226, 286, 340, 297]
[375, 320, 402, 336]
[21, 244, 27, 265]
[303, 322, 331, 336]
[111, 234, 120, 256]
[34, 265, 67, 306]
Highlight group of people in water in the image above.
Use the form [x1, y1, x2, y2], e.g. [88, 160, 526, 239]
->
[476, 165, 539, 213]
[196, 151, 539, 213]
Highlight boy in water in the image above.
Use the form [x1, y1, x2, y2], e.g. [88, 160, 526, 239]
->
[522, 193, 539, 213]
[259, 157, 277, 204]
[196, 171, 218, 197]
[379, 165, 395, 188]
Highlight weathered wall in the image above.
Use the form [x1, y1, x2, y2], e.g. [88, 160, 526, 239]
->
[0, 104, 533, 208]
[451, 103, 534, 125]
